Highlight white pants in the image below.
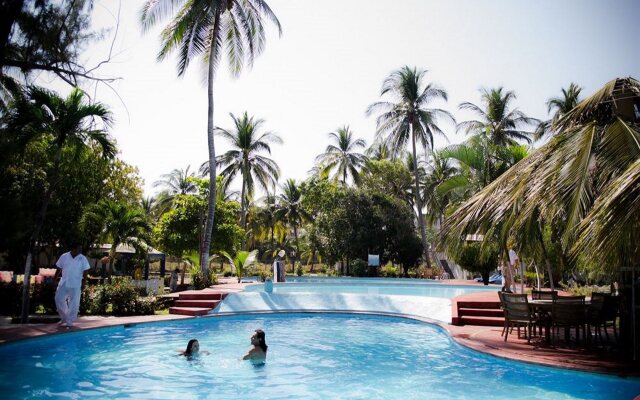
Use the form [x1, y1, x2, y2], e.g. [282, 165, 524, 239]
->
[55, 284, 82, 325]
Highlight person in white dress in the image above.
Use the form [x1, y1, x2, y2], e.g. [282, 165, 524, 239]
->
[55, 243, 90, 328]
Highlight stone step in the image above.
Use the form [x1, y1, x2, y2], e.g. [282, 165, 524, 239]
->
[458, 316, 504, 327]
[456, 301, 501, 309]
[178, 292, 227, 301]
[174, 300, 220, 308]
[458, 308, 504, 318]
[169, 307, 211, 316]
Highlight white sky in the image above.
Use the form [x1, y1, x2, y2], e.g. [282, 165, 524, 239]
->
[58, 0, 640, 196]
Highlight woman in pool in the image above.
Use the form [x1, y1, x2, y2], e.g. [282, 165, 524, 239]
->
[242, 329, 268, 362]
[180, 339, 208, 358]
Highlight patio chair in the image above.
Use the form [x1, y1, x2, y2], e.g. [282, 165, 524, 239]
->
[599, 294, 620, 342]
[587, 293, 606, 344]
[551, 301, 588, 344]
[531, 290, 558, 301]
[501, 292, 537, 343]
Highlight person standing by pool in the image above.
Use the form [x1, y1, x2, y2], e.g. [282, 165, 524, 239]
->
[54, 243, 90, 328]
[243, 329, 268, 362]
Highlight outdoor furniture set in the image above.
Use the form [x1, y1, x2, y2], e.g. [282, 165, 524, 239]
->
[498, 290, 619, 345]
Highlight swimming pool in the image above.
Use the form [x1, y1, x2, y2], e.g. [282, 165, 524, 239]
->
[1, 313, 637, 399]
[245, 279, 496, 299]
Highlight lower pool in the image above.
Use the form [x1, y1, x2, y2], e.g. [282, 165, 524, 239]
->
[1, 313, 638, 399]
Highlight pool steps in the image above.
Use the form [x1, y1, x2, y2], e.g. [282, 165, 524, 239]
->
[451, 294, 504, 326]
[169, 290, 228, 316]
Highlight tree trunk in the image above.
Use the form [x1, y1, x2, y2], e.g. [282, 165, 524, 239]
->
[240, 165, 247, 249]
[293, 224, 299, 273]
[410, 126, 431, 268]
[200, 15, 222, 285]
[20, 147, 63, 323]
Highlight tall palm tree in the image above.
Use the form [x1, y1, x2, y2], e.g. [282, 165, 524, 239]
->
[458, 87, 537, 146]
[366, 66, 454, 267]
[276, 179, 311, 268]
[423, 153, 457, 227]
[140, 0, 281, 280]
[153, 165, 197, 211]
[535, 83, 582, 140]
[81, 199, 152, 275]
[214, 112, 281, 247]
[315, 126, 368, 185]
[5, 86, 115, 323]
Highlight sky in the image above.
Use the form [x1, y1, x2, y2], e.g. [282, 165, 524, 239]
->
[54, 0, 640, 196]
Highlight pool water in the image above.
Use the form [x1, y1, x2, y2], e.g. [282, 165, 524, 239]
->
[0, 314, 637, 399]
[245, 281, 495, 299]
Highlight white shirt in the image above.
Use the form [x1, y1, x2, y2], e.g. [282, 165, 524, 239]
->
[508, 249, 519, 267]
[56, 252, 90, 288]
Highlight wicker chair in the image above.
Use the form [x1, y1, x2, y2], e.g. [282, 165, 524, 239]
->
[552, 301, 588, 344]
[501, 292, 537, 343]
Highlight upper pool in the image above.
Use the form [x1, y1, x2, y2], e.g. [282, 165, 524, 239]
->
[0, 313, 637, 399]
[245, 277, 496, 299]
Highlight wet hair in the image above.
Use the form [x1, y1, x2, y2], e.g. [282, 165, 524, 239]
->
[185, 339, 198, 355]
[254, 329, 268, 352]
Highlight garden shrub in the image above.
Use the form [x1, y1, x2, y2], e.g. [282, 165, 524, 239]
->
[380, 262, 398, 278]
[295, 263, 304, 277]
[223, 269, 234, 278]
[257, 265, 272, 282]
[30, 283, 57, 314]
[350, 259, 368, 277]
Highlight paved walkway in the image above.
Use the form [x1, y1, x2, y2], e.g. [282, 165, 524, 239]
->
[0, 277, 637, 377]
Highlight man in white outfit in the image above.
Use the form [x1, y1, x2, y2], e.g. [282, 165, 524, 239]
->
[508, 248, 520, 293]
[55, 243, 90, 327]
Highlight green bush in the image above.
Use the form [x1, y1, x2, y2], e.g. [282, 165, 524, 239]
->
[295, 263, 304, 277]
[257, 265, 272, 282]
[380, 262, 398, 278]
[30, 283, 57, 314]
[350, 259, 368, 277]
[454, 242, 499, 285]
[223, 269, 234, 277]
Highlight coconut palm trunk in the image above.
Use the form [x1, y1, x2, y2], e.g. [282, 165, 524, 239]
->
[410, 125, 431, 268]
[201, 17, 221, 283]
[240, 163, 248, 249]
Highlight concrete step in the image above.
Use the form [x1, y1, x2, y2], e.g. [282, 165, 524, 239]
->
[458, 316, 504, 327]
[178, 292, 227, 301]
[169, 307, 211, 316]
[458, 308, 504, 318]
[456, 301, 501, 309]
[174, 300, 220, 308]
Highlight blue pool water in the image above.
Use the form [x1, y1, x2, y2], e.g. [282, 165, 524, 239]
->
[1, 314, 637, 399]
[245, 279, 496, 299]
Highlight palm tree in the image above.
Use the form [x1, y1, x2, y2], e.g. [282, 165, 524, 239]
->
[366, 66, 454, 267]
[276, 179, 311, 269]
[153, 166, 197, 211]
[214, 112, 281, 247]
[440, 78, 640, 291]
[140, 0, 281, 281]
[535, 83, 582, 140]
[81, 199, 151, 275]
[5, 86, 115, 323]
[365, 140, 392, 161]
[423, 153, 457, 227]
[315, 126, 368, 185]
[458, 87, 537, 146]
[220, 249, 258, 283]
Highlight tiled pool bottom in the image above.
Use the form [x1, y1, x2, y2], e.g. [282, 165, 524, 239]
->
[1, 313, 638, 399]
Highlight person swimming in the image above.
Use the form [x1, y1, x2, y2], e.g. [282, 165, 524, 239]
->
[242, 329, 267, 362]
[180, 339, 208, 358]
